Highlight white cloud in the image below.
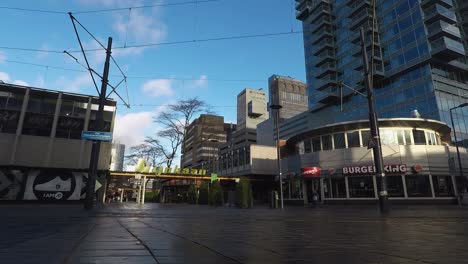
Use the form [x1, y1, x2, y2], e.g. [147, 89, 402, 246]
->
[0, 71, 29, 86]
[142, 79, 174, 97]
[192, 75, 208, 88]
[13, 80, 29, 86]
[53, 73, 93, 92]
[113, 111, 154, 148]
[0, 72, 10, 82]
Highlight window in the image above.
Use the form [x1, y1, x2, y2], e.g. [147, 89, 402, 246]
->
[381, 176, 404, 197]
[432, 176, 454, 197]
[333, 133, 345, 149]
[396, 130, 404, 145]
[381, 129, 397, 145]
[413, 130, 426, 144]
[0, 110, 20, 134]
[361, 130, 370, 147]
[404, 130, 412, 144]
[330, 178, 347, 198]
[348, 177, 375, 198]
[405, 175, 432, 197]
[312, 137, 321, 152]
[347, 131, 360, 148]
[304, 139, 312, 153]
[322, 135, 332, 150]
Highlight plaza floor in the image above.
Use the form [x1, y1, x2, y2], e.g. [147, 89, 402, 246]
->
[1, 203, 468, 263]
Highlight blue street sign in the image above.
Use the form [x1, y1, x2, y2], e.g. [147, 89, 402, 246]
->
[81, 131, 113, 142]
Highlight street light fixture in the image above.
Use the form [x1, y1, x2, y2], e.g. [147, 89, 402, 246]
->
[270, 104, 284, 209]
[449, 102, 468, 194]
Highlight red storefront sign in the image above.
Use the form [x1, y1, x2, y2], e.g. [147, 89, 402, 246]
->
[343, 164, 407, 175]
[301, 167, 321, 177]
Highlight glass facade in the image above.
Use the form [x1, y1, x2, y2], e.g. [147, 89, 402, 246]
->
[296, 0, 468, 146]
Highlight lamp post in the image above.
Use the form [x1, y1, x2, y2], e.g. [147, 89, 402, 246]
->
[270, 104, 284, 209]
[449, 102, 468, 193]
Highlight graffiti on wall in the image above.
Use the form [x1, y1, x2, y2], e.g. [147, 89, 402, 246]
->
[0, 167, 104, 201]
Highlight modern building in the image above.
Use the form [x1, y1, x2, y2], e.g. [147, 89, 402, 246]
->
[295, 0, 468, 144]
[110, 143, 125, 171]
[0, 83, 116, 201]
[281, 118, 468, 205]
[268, 75, 308, 121]
[181, 114, 233, 170]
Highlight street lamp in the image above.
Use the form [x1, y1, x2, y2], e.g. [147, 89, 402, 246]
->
[449, 102, 468, 193]
[270, 104, 284, 209]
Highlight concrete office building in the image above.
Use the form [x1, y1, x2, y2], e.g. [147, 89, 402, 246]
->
[295, 0, 468, 144]
[0, 83, 116, 201]
[110, 143, 125, 171]
[268, 75, 308, 120]
[181, 114, 233, 170]
[281, 118, 468, 205]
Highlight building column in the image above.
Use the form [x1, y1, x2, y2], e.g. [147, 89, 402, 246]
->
[452, 175, 458, 196]
[302, 179, 308, 205]
[372, 176, 378, 199]
[428, 174, 436, 198]
[10, 88, 30, 164]
[402, 175, 408, 198]
[78, 97, 93, 168]
[320, 178, 325, 202]
[45, 92, 62, 166]
[345, 177, 350, 199]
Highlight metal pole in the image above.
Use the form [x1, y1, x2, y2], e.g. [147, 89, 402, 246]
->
[271, 104, 284, 209]
[142, 175, 147, 204]
[450, 107, 466, 193]
[360, 28, 389, 213]
[85, 37, 112, 210]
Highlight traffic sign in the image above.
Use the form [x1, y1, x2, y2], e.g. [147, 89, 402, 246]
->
[81, 131, 113, 142]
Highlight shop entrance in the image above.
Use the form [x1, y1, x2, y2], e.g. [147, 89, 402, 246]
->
[304, 178, 322, 204]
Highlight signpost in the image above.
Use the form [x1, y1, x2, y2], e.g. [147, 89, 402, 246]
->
[81, 131, 113, 142]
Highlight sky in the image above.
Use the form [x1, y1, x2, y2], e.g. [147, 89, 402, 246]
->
[0, 0, 306, 159]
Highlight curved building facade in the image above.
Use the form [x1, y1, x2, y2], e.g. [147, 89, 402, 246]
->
[281, 118, 468, 204]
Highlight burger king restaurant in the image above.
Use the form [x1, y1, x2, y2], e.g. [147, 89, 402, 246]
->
[280, 118, 468, 204]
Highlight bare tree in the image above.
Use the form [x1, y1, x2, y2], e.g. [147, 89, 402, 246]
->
[125, 143, 164, 167]
[153, 97, 211, 168]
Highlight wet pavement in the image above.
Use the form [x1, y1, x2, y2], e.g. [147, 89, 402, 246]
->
[1, 203, 468, 264]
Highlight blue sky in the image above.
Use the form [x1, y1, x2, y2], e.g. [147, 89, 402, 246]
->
[0, 0, 305, 150]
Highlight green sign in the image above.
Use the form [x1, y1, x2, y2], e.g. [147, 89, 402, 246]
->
[135, 159, 207, 176]
[211, 173, 218, 182]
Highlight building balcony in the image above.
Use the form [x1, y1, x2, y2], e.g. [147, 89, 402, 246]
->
[309, 5, 334, 24]
[351, 42, 382, 58]
[427, 20, 461, 41]
[315, 79, 339, 91]
[314, 50, 336, 66]
[296, 2, 310, 21]
[312, 29, 334, 44]
[350, 13, 374, 30]
[311, 39, 335, 55]
[430, 36, 466, 59]
[424, 4, 457, 24]
[311, 19, 334, 33]
[459, 1, 468, 11]
[421, 0, 453, 9]
[350, 23, 379, 43]
[311, 16, 333, 30]
[354, 63, 385, 80]
[346, 0, 359, 6]
[315, 64, 340, 79]
[348, 0, 371, 18]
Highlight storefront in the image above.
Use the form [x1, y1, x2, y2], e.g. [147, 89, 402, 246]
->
[282, 118, 467, 204]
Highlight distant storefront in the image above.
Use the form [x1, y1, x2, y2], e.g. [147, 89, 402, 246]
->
[282, 118, 468, 204]
[0, 83, 116, 202]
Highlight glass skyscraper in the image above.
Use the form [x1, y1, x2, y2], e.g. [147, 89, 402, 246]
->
[296, 0, 468, 144]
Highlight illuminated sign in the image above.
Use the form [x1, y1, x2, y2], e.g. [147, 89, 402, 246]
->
[343, 164, 407, 175]
[301, 167, 321, 177]
[134, 159, 207, 176]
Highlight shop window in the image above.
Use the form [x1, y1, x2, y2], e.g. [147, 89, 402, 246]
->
[381, 129, 397, 145]
[304, 139, 312, 153]
[331, 178, 347, 198]
[312, 137, 321, 152]
[413, 130, 426, 145]
[0, 109, 20, 134]
[396, 130, 404, 145]
[404, 130, 412, 145]
[55, 116, 85, 139]
[405, 175, 432, 197]
[432, 175, 454, 197]
[361, 130, 370, 147]
[22, 113, 54, 137]
[322, 135, 332, 150]
[333, 133, 345, 149]
[348, 176, 375, 198]
[347, 131, 360, 148]
[379, 176, 405, 197]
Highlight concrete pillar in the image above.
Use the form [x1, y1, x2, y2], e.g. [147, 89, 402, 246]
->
[120, 190, 124, 203]
[78, 97, 92, 168]
[10, 88, 30, 164]
[372, 176, 378, 199]
[428, 174, 436, 198]
[45, 92, 62, 166]
[302, 179, 308, 206]
[345, 177, 350, 199]
[141, 175, 147, 204]
[402, 175, 408, 198]
[137, 179, 142, 204]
